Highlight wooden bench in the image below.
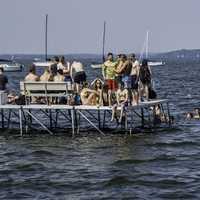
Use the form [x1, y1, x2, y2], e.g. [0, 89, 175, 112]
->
[20, 81, 72, 104]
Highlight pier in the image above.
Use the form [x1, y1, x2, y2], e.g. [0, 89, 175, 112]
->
[0, 99, 171, 136]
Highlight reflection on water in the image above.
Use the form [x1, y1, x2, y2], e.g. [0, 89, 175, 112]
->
[1, 61, 200, 199]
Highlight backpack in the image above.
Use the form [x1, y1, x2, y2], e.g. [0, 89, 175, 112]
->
[148, 87, 157, 99]
[139, 65, 151, 84]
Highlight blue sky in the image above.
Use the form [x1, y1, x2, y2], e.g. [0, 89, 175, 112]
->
[0, 0, 199, 54]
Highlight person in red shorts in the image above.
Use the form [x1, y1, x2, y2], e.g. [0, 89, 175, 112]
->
[102, 53, 118, 106]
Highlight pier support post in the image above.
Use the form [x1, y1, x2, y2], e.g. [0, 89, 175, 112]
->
[77, 110, 105, 135]
[167, 102, 171, 127]
[71, 108, 75, 137]
[98, 109, 101, 129]
[19, 107, 23, 136]
[141, 108, 144, 128]
[49, 109, 53, 130]
[1, 109, 5, 129]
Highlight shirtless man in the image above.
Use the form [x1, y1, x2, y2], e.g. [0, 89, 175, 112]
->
[115, 54, 127, 84]
[71, 61, 86, 93]
[25, 65, 39, 81]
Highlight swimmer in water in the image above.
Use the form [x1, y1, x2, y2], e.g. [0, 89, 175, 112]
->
[186, 108, 200, 120]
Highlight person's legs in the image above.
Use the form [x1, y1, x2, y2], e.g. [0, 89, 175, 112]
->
[132, 89, 139, 105]
[111, 104, 117, 121]
[119, 102, 128, 122]
[106, 79, 113, 106]
[145, 84, 149, 101]
[119, 104, 124, 123]
[87, 93, 96, 105]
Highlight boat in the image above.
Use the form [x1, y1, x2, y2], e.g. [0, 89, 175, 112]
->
[91, 21, 106, 69]
[148, 61, 165, 66]
[33, 61, 53, 67]
[33, 14, 52, 67]
[0, 59, 23, 72]
[140, 31, 165, 67]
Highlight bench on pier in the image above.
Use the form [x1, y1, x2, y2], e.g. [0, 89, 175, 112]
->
[20, 81, 71, 104]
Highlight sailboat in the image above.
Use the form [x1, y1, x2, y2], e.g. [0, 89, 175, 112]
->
[0, 57, 23, 72]
[33, 14, 53, 67]
[140, 31, 165, 67]
[91, 21, 106, 69]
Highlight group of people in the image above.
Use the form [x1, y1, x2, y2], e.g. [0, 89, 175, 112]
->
[22, 53, 156, 121]
[23, 53, 154, 107]
[25, 56, 86, 92]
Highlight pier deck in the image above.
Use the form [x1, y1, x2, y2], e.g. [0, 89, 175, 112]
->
[0, 99, 171, 136]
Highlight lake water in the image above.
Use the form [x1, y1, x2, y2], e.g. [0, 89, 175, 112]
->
[0, 59, 200, 199]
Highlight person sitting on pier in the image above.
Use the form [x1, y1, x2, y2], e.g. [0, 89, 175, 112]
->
[40, 67, 53, 81]
[80, 82, 99, 105]
[54, 69, 65, 82]
[91, 78, 104, 105]
[111, 82, 128, 122]
[57, 56, 67, 70]
[71, 61, 86, 93]
[139, 59, 152, 101]
[102, 53, 118, 106]
[0, 67, 8, 91]
[49, 56, 59, 76]
[25, 65, 39, 82]
[99, 84, 109, 106]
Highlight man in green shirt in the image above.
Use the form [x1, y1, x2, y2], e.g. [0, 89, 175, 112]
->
[102, 53, 118, 106]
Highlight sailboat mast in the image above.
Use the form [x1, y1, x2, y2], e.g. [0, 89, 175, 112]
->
[45, 14, 48, 61]
[145, 30, 149, 59]
[102, 21, 106, 62]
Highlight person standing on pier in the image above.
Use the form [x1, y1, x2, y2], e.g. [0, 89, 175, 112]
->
[0, 67, 8, 91]
[139, 59, 151, 101]
[71, 61, 87, 93]
[50, 56, 59, 76]
[129, 54, 140, 105]
[102, 53, 118, 106]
